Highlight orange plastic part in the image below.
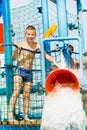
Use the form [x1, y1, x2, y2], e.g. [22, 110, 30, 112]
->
[46, 69, 80, 94]
[0, 23, 4, 54]
[42, 24, 58, 39]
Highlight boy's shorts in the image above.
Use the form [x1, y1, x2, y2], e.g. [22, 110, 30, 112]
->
[14, 67, 33, 82]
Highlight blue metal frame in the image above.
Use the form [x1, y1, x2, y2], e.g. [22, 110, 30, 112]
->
[41, 36, 83, 89]
[56, 0, 68, 37]
[41, 0, 51, 71]
[76, 0, 85, 52]
[2, 0, 13, 106]
[56, 0, 70, 67]
[0, 2, 2, 15]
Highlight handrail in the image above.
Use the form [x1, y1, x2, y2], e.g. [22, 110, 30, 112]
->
[0, 43, 40, 53]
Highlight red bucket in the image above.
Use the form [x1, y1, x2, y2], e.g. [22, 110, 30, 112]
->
[46, 69, 80, 94]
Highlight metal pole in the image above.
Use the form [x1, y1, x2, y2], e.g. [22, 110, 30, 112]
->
[76, 0, 85, 52]
[41, 0, 51, 72]
[2, 0, 13, 106]
[56, 0, 70, 68]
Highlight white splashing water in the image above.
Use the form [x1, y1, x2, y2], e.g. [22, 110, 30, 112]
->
[60, 51, 67, 68]
[41, 87, 87, 130]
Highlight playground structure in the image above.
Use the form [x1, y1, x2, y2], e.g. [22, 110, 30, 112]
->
[0, 0, 87, 129]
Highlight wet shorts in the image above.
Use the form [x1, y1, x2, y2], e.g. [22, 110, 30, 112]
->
[14, 67, 33, 82]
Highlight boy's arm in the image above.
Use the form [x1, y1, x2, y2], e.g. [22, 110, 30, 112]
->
[44, 52, 59, 68]
[12, 46, 21, 61]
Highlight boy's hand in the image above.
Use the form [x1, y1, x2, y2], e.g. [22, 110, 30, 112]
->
[18, 46, 22, 54]
[52, 61, 60, 70]
[52, 65, 58, 70]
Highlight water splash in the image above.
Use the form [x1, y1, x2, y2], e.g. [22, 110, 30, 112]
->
[41, 87, 86, 130]
[60, 51, 67, 68]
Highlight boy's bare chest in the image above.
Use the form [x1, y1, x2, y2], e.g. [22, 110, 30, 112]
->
[24, 42, 37, 51]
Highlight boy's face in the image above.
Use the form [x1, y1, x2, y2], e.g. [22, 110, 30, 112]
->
[25, 29, 36, 43]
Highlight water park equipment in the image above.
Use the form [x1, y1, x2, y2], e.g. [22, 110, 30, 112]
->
[0, 0, 87, 129]
[41, 69, 86, 130]
[46, 68, 80, 94]
[42, 24, 58, 39]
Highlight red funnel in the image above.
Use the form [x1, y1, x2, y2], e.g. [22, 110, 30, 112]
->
[46, 69, 80, 94]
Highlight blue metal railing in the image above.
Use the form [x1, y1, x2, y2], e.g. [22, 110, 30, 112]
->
[40, 36, 84, 89]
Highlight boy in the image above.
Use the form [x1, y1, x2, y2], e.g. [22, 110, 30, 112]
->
[8, 25, 58, 122]
[68, 44, 75, 69]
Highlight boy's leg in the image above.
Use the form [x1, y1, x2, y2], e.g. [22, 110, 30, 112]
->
[8, 75, 23, 122]
[23, 82, 34, 122]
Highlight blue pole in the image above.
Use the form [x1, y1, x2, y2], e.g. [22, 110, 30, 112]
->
[2, 0, 13, 106]
[76, 0, 85, 52]
[56, 0, 68, 37]
[40, 40, 46, 89]
[56, 0, 70, 68]
[41, 0, 49, 35]
[0, 4, 3, 14]
[76, 0, 82, 15]
[41, 0, 51, 72]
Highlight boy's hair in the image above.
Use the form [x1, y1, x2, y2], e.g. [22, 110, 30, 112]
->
[68, 44, 74, 51]
[68, 44, 74, 55]
[26, 25, 36, 30]
[84, 51, 87, 56]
